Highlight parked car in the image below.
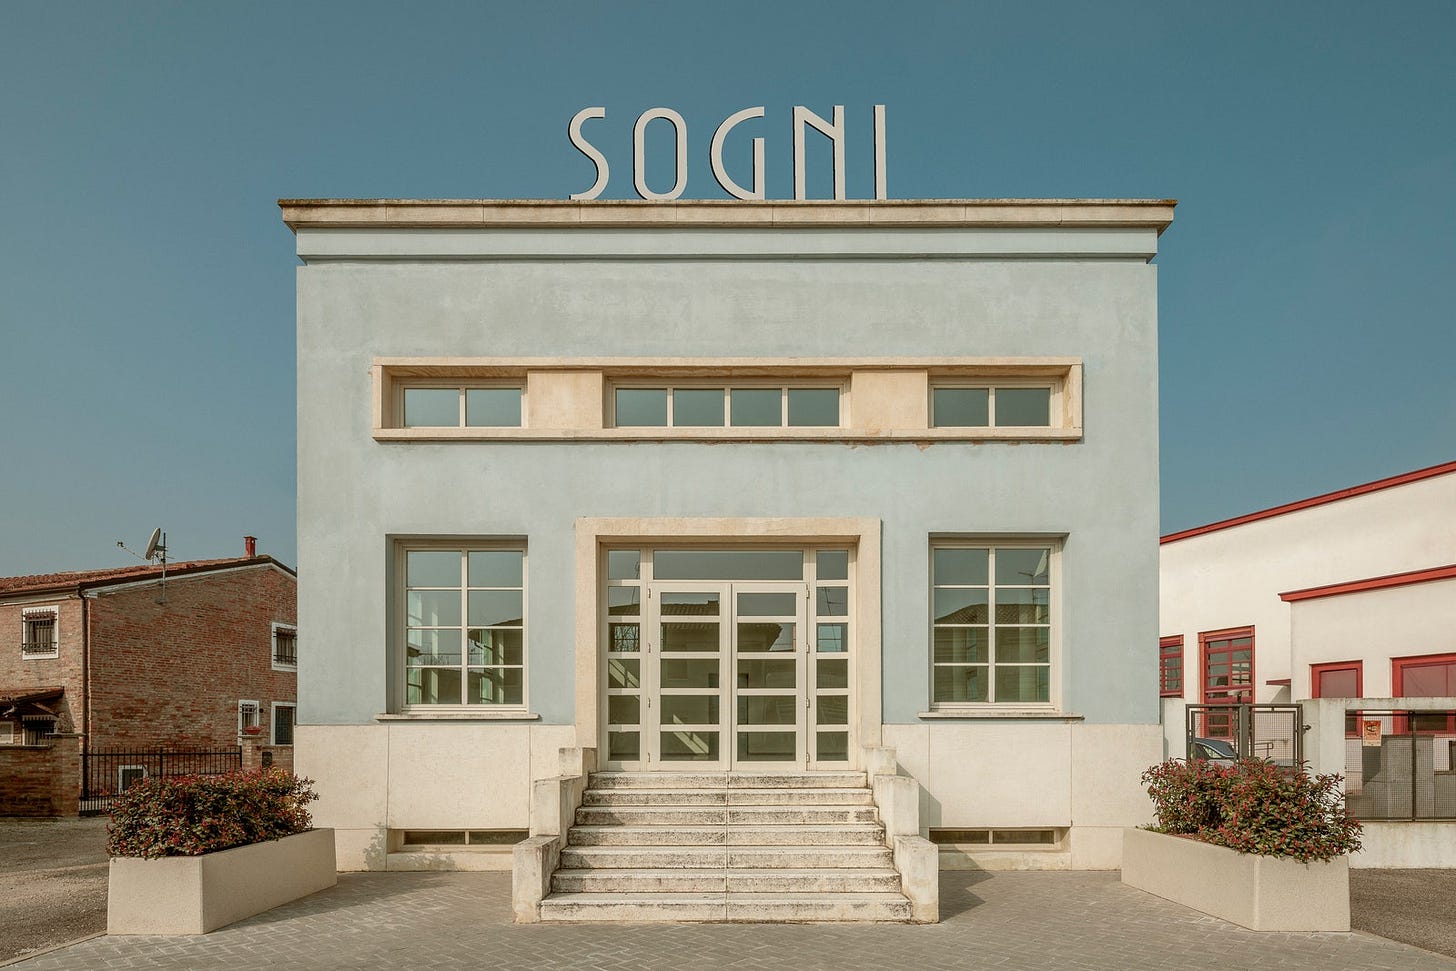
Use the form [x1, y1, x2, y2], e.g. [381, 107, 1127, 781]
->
[1190, 737, 1237, 763]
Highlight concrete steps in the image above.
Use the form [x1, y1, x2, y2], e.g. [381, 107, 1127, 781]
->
[539, 770, 912, 923]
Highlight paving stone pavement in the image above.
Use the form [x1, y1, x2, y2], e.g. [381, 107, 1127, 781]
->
[12, 870, 1456, 971]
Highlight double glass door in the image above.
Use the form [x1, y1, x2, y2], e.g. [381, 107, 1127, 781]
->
[606, 575, 846, 770]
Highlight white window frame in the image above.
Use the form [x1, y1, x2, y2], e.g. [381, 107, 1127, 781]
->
[0, 722, 14, 744]
[608, 380, 846, 429]
[396, 541, 529, 713]
[238, 700, 261, 736]
[396, 379, 525, 428]
[271, 701, 297, 746]
[271, 622, 298, 671]
[21, 606, 59, 659]
[117, 764, 148, 792]
[928, 378, 1063, 429]
[928, 537, 1062, 713]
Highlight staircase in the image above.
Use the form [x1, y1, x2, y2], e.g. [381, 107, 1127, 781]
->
[538, 770, 913, 922]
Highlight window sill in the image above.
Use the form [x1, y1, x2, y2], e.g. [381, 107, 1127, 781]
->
[271, 664, 298, 673]
[918, 709, 1084, 721]
[373, 426, 1082, 444]
[21, 654, 59, 661]
[377, 710, 540, 722]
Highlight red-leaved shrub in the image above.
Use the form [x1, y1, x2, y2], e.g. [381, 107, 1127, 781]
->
[107, 768, 318, 859]
[1141, 758, 1361, 863]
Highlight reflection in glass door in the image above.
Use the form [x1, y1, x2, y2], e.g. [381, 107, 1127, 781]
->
[655, 585, 729, 768]
[733, 585, 807, 768]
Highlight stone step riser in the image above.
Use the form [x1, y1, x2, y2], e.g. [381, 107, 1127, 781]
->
[568, 826, 886, 846]
[538, 899, 911, 923]
[588, 772, 868, 790]
[560, 847, 895, 869]
[581, 788, 874, 807]
[551, 871, 904, 894]
[576, 807, 879, 826]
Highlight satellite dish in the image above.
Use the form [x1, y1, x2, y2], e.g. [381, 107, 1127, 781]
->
[143, 528, 163, 561]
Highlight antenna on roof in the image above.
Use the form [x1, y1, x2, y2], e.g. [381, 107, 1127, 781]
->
[116, 527, 168, 604]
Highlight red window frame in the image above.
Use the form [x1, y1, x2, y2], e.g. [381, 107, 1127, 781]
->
[1392, 653, 1456, 734]
[1159, 636, 1184, 698]
[1198, 627, 1254, 739]
[1310, 661, 1363, 737]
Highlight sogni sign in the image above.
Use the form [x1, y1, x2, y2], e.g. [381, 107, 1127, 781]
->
[568, 105, 887, 201]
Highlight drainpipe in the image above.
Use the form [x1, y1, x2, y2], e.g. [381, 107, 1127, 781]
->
[80, 588, 89, 753]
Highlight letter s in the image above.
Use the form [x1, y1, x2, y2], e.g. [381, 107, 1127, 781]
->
[568, 107, 609, 200]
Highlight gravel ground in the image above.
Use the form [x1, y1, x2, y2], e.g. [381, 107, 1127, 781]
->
[0, 817, 109, 964]
[1351, 868, 1456, 960]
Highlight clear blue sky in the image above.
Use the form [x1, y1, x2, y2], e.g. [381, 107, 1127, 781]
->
[1, 1, 1452, 575]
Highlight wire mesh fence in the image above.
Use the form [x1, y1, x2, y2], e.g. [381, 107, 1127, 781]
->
[1185, 704, 1303, 767]
[1342, 710, 1456, 820]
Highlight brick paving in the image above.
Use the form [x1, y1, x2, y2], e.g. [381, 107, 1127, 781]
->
[11, 870, 1456, 971]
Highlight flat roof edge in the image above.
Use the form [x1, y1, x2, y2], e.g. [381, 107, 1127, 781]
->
[278, 198, 1177, 233]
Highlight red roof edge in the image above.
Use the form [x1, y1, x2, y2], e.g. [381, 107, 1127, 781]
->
[1161, 459, 1456, 545]
[1279, 564, 1456, 603]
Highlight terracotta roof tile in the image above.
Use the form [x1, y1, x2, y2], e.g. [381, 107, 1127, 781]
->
[0, 556, 293, 596]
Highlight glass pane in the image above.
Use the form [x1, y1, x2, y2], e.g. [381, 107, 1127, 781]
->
[738, 659, 795, 689]
[408, 590, 461, 627]
[737, 732, 796, 761]
[1402, 662, 1454, 697]
[737, 592, 797, 616]
[817, 732, 849, 761]
[608, 587, 641, 616]
[933, 588, 988, 625]
[660, 658, 720, 689]
[994, 589, 1049, 624]
[995, 548, 1050, 586]
[608, 731, 640, 761]
[468, 628, 522, 666]
[934, 548, 989, 586]
[403, 388, 459, 427]
[994, 628, 1049, 664]
[615, 388, 668, 426]
[464, 388, 522, 427]
[608, 623, 641, 653]
[816, 587, 848, 617]
[607, 657, 640, 689]
[816, 550, 849, 581]
[673, 388, 725, 426]
[407, 550, 461, 588]
[738, 696, 797, 725]
[661, 592, 720, 616]
[468, 550, 522, 588]
[407, 667, 462, 705]
[996, 387, 1051, 427]
[653, 550, 803, 580]
[607, 550, 640, 581]
[468, 590, 523, 628]
[787, 388, 839, 426]
[931, 387, 988, 427]
[661, 696, 719, 725]
[933, 665, 988, 703]
[468, 667, 524, 705]
[607, 695, 640, 725]
[737, 622, 795, 652]
[406, 629, 462, 665]
[995, 666, 1050, 704]
[934, 627, 989, 664]
[661, 731, 719, 761]
[1316, 669, 1359, 698]
[730, 388, 781, 426]
[817, 623, 848, 653]
[816, 697, 848, 726]
[662, 624, 719, 652]
[817, 658, 848, 688]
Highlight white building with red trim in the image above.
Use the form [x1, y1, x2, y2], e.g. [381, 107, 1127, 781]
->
[1159, 460, 1456, 708]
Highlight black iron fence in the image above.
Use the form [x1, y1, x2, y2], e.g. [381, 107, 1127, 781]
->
[1185, 703, 1303, 767]
[81, 747, 242, 815]
[1342, 710, 1456, 821]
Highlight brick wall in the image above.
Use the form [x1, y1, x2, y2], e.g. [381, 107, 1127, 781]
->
[0, 596, 86, 733]
[87, 564, 297, 752]
[0, 735, 81, 816]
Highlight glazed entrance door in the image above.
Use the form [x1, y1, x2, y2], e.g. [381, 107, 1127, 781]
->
[730, 583, 809, 770]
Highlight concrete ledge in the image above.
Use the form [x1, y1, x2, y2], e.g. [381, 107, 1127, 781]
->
[1353, 821, 1456, 868]
[1120, 828, 1349, 931]
[512, 835, 561, 923]
[107, 828, 337, 935]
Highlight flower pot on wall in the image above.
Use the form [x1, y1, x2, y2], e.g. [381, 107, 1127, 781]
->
[107, 828, 336, 935]
[1120, 827, 1349, 932]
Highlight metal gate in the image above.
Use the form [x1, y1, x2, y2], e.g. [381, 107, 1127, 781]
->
[1186, 704, 1303, 767]
[81, 747, 242, 815]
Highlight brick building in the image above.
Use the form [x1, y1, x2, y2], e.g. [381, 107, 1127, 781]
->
[0, 547, 296, 815]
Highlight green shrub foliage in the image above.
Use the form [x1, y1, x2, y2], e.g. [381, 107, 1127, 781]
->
[1141, 758, 1361, 863]
[107, 768, 318, 859]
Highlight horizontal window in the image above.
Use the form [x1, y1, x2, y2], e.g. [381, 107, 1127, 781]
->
[398, 829, 527, 848]
[612, 385, 842, 428]
[401, 385, 522, 427]
[931, 385, 1053, 428]
[929, 828, 1062, 847]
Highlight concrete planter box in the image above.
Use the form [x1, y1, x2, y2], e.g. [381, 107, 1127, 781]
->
[108, 828, 336, 935]
[1121, 827, 1349, 931]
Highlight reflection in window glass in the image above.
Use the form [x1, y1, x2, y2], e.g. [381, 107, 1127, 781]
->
[404, 389, 460, 427]
[787, 388, 839, 426]
[931, 388, 989, 427]
[405, 548, 525, 706]
[616, 389, 668, 426]
[932, 545, 1052, 706]
[673, 388, 725, 426]
[653, 549, 803, 580]
[996, 388, 1051, 427]
[730, 388, 781, 426]
[816, 550, 849, 581]
[465, 388, 522, 427]
[607, 550, 640, 581]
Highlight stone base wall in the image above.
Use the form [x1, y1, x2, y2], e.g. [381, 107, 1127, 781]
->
[0, 734, 81, 816]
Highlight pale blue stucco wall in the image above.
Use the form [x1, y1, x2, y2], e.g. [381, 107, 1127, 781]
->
[296, 251, 1161, 729]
